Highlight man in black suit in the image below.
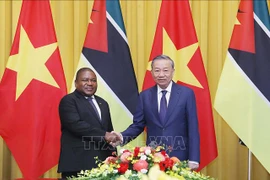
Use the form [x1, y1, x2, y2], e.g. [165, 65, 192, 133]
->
[57, 67, 119, 179]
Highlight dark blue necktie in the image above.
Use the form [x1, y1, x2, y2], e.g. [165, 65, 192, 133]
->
[88, 97, 101, 121]
[159, 90, 167, 124]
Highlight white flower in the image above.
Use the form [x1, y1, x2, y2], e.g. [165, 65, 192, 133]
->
[140, 169, 148, 174]
[113, 169, 118, 174]
[145, 149, 151, 155]
[120, 149, 126, 154]
[102, 170, 108, 176]
[172, 164, 178, 171]
[124, 169, 132, 177]
[140, 154, 147, 160]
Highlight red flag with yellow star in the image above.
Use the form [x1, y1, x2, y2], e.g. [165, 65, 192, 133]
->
[0, 0, 67, 178]
[143, 0, 217, 170]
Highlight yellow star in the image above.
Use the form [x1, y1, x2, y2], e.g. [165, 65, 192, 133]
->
[89, 2, 94, 24]
[89, 17, 93, 24]
[235, 17, 240, 25]
[162, 28, 203, 88]
[7, 25, 59, 100]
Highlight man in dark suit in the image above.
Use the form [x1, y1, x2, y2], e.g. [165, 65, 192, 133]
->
[57, 67, 119, 179]
[112, 55, 200, 170]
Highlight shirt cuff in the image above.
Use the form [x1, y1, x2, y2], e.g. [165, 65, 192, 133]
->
[188, 161, 199, 164]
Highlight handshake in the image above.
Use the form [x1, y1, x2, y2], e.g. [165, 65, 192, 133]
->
[105, 131, 123, 147]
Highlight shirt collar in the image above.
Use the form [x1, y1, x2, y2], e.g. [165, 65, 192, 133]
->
[85, 95, 95, 100]
[157, 81, 172, 94]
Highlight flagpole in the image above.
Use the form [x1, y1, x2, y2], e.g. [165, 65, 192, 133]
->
[248, 150, 252, 180]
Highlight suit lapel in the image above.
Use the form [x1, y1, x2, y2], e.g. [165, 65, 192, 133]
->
[95, 97, 106, 126]
[164, 83, 182, 126]
[74, 90, 103, 126]
[85, 96, 103, 126]
[150, 86, 163, 127]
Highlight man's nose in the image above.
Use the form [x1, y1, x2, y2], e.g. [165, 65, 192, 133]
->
[159, 71, 165, 76]
[86, 80, 93, 85]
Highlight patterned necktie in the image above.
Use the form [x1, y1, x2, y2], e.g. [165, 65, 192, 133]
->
[88, 97, 101, 121]
[159, 90, 167, 125]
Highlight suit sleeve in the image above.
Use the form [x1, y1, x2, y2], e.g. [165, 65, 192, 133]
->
[105, 102, 114, 132]
[59, 96, 106, 139]
[187, 90, 200, 162]
[121, 94, 146, 144]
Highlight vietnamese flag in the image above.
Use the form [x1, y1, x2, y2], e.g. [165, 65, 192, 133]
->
[143, 0, 217, 170]
[0, 0, 67, 179]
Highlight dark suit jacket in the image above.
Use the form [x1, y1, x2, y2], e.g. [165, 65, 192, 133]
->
[122, 82, 200, 162]
[57, 90, 116, 173]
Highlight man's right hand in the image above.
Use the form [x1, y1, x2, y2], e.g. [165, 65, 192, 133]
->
[105, 131, 122, 145]
[105, 131, 123, 147]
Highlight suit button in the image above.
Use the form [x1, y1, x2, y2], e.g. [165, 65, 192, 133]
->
[162, 128, 165, 131]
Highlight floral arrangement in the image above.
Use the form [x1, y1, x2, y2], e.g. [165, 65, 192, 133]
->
[68, 146, 214, 180]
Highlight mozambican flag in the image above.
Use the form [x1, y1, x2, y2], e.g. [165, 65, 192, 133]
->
[71, 0, 144, 146]
[214, 0, 270, 173]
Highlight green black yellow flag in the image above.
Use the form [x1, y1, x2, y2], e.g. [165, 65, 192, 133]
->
[214, 0, 270, 173]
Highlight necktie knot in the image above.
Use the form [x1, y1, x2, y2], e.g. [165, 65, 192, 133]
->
[161, 90, 167, 96]
[88, 97, 93, 102]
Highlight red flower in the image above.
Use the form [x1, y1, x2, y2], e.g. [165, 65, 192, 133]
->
[159, 157, 174, 171]
[163, 157, 174, 169]
[133, 160, 148, 172]
[123, 149, 131, 153]
[159, 162, 166, 171]
[133, 147, 140, 157]
[118, 163, 129, 174]
[161, 150, 167, 157]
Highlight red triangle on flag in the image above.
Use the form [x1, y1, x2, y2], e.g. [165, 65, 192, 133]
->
[84, 0, 108, 53]
[229, 0, 255, 53]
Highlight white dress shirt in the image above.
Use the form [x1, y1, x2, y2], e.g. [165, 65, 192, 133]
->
[86, 96, 101, 119]
[157, 81, 172, 112]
